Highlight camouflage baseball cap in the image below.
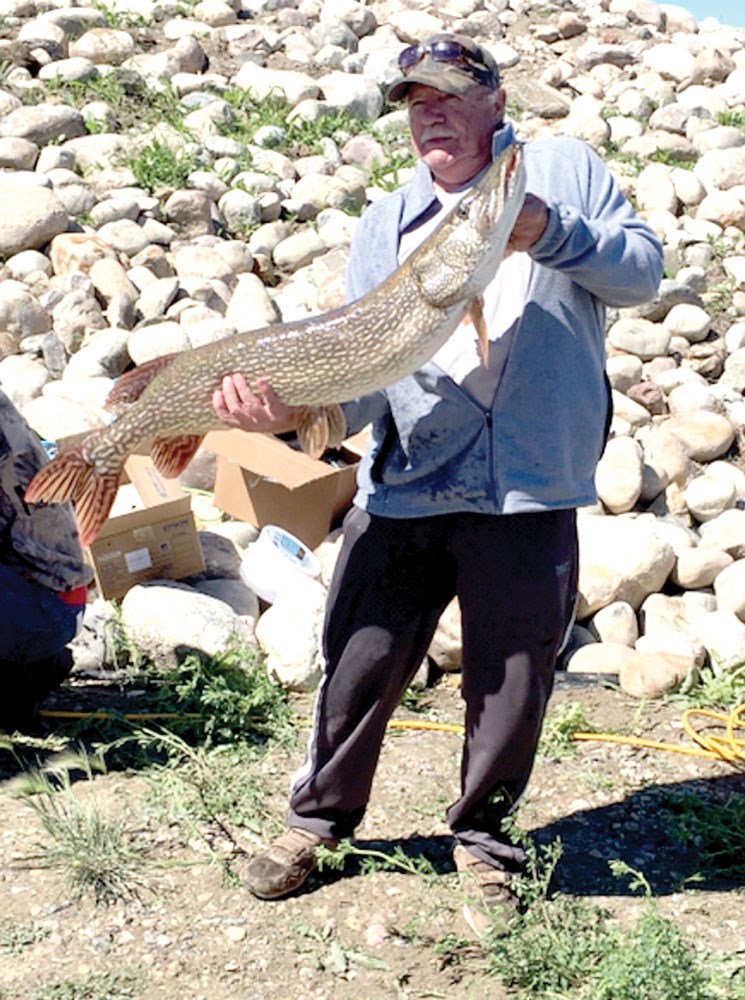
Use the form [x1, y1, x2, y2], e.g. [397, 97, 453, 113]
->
[388, 33, 501, 103]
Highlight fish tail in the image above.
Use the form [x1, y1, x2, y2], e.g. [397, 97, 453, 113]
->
[25, 446, 121, 547]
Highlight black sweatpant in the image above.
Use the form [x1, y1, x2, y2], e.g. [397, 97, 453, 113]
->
[288, 504, 578, 871]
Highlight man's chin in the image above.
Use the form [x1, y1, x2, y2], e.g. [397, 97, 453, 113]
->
[422, 148, 457, 171]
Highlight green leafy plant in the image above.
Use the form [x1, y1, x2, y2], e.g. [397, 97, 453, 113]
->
[368, 149, 418, 193]
[673, 662, 745, 710]
[717, 109, 745, 130]
[128, 138, 198, 194]
[316, 837, 439, 882]
[648, 148, 695, 168]
[31, 968, 143, 1000]
[140, 728, 284, 847]
[705, 277, 737, 317]
[150, 646, 293, 745]
[603, 142, 646, 175]
[217, 89, 369, 158]
[486, 844, 737, 1000]
[0, 917, 50, 955]
[92, 0, 151, 28]
[592, 907, 714, 1000]
[485, 843, 743, 999]
[537, 700, 592, 760]
[661, 791, 745, 880]
[291, 919, 390, 975]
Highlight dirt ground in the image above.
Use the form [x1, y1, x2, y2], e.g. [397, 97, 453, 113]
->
[0, 672, 743, 1000]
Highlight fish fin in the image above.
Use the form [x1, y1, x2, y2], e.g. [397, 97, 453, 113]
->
[105, 353, 180, 413]
[470, 296, 489, 367]
[296, 404, 346, 460]
[25, 446, 121, 547]
[151, 434, 204, 478]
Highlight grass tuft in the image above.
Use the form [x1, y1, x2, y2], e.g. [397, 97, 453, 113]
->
[21, 759, 150, 906]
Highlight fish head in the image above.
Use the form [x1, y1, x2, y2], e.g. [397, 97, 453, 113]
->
[411, 142, 526, 308]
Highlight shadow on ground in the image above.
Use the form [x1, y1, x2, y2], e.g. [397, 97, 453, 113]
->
[286, 771, 742, 900]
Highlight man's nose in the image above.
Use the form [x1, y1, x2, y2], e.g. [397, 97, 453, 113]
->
[420, 103, 445, 123]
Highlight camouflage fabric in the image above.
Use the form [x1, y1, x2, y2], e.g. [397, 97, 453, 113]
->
[0, 391, 92, 593]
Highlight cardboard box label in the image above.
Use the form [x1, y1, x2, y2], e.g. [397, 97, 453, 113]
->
[84, 456, 205, 600]
[124, 548, 153, 573]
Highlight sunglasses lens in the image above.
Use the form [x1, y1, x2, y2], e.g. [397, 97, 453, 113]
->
[430, 40, 470, 64]
[398, 44, 424, 71]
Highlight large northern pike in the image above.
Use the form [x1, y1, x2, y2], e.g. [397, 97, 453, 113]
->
[26, 142, 525, 545]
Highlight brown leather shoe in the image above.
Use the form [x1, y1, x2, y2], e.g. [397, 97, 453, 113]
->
[454, 845, 519, 938]
[242, 828, 337, 900]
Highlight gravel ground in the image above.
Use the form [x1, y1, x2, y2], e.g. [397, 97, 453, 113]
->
[1, 673, 742, 1000]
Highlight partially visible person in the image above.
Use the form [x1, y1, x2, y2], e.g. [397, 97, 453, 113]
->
[0, 390, 91, 729]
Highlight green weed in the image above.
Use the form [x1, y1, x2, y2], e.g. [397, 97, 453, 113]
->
[128, 138, 198, 194]
[217, 89, 369, 157]
[92, 0, 151, 28]
[0, 916, 50, 954]
[593, 906, 714, 1000]
[673, 662, 745, 711]
[139, 728, 284, 845]
[717, 109, 745, 130]
[706, 234, 737, 261]
[30, 968, 143, 1000]
[648, 148, 695, 168]
[316, 837, 440, 882]
[20, 759, 150, 905]
[291, 918, 390, 974]
[705, 277, 737, 317]
[603, 143, 646, 175]
[368, 148, 417, 192]
[485, 843, 739, 999]
[43, 73, 187, 133]
[538, 700, 592, 760]
[661, 791, 745, 880]
[150, 646, 293, 745]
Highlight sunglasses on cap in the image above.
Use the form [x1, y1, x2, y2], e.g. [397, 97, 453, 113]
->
[398, 40, 497, 85]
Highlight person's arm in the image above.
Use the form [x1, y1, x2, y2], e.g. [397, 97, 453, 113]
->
[526, 137, 664, 306]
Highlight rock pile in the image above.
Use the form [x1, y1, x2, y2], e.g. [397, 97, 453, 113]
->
[1, 0, 744, 699]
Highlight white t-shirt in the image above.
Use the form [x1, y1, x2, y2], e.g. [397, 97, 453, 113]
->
[398, 183, 532, 409]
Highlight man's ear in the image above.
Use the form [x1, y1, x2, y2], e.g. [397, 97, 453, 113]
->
[493, 86, 507, 124]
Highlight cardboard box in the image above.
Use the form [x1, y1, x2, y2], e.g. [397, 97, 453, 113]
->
[86, 454, 205, 600]
[204, 428, 370, 550]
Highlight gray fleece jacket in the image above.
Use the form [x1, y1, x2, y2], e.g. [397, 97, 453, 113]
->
[341, 122, 664, 518]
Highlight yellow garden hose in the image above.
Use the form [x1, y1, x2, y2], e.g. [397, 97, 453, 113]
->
[35, 702, 745, 768]
[573, 702, 745, 767]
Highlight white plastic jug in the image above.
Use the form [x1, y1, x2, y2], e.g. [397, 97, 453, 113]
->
[240, 525, 321, 603]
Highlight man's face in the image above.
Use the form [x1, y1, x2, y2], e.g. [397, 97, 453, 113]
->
[407, 83, 506, 191]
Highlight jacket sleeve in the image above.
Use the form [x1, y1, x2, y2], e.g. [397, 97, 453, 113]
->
[527, 137, 664, 307]
[0, 392, 92, 591]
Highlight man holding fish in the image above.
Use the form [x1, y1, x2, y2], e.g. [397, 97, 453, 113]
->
[214, 33, 664, 935]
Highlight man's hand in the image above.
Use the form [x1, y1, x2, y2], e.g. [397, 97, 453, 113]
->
[212, 374, 300, 434]
[508, 194, 549, 253]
